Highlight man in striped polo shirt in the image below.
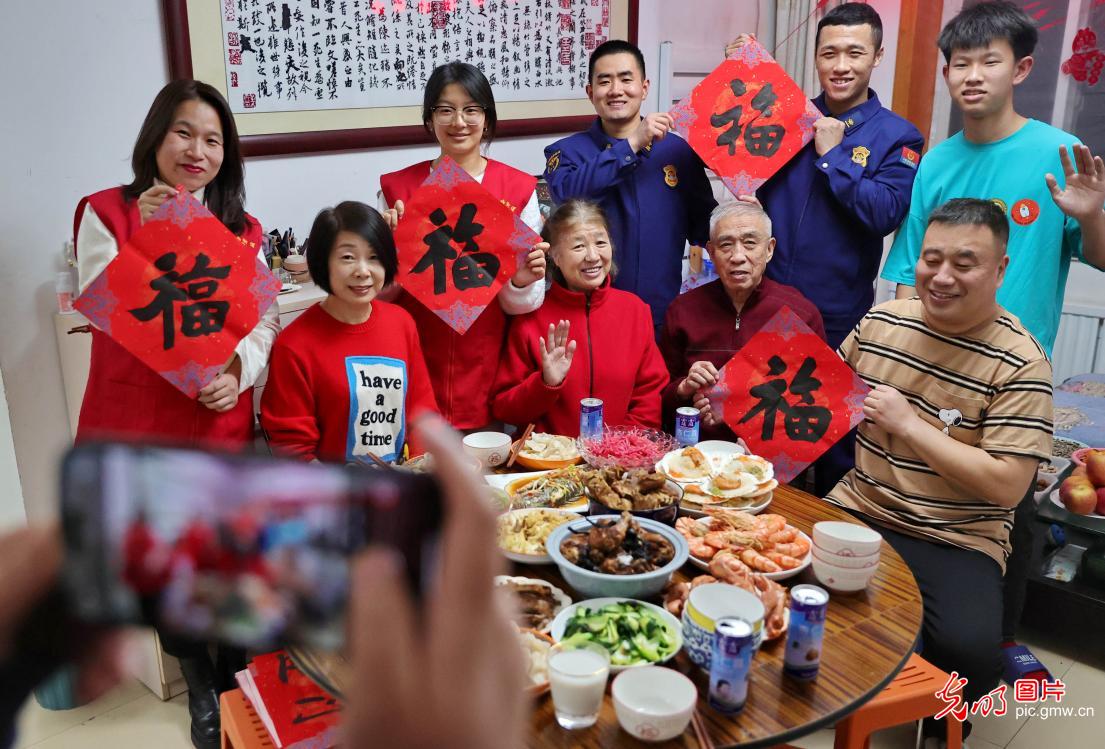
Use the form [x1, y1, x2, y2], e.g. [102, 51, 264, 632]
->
[827, 198, 1052, 743]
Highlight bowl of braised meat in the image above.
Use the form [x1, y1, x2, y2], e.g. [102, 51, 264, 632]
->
[545, 512, 689, 599]
[585, 467, 683, 526]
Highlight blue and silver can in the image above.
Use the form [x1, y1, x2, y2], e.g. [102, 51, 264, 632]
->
[708, 617, 755, 714]
[579, 398, 604, 441]
[675, 406, 700, 446]
[784, 584, 829, 680]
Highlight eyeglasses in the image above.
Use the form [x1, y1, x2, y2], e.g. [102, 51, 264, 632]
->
[430, 105, 486, 125]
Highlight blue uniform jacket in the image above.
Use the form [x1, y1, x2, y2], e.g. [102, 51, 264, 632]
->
[544, 118, 717, 328]
[757, 90, 924, 348]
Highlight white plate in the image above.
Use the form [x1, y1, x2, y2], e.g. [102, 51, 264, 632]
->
[547, 597, 683, 673]
[278, 282, 300, 294]
[497, 508, 582, 564]
[494, 575, 572, 633]
[678, 481, 776, 518]
[1048, 487, 1105, 521]
[658, 443, 774, 513]
[685, 519, 812, 581]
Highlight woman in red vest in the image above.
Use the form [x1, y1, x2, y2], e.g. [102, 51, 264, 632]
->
[492, 200, 668, 436]
[379, 62, 547, 430]
[72, 79, 277, 749]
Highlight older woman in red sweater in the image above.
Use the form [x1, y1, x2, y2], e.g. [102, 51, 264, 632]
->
[492, 200, 668, 436]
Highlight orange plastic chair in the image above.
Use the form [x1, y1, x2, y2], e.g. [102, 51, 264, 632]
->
[833, 653, 963, 749]
[220, 688, 275, 749]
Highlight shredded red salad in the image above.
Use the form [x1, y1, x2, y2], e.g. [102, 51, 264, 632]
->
[578, 428, 678, 469]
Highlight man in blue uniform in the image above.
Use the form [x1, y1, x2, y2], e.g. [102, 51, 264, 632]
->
[730, 3, 923, 350]
[728, 3, 924, 497]
[543, 40, 717, 331]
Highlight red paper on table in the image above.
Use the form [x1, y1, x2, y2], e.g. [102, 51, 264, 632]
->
[392, 156, 541, 334]
[669, 40, 821, 198]
[705, 307, 869, 483]
[247, 651, 340, 749]
[74, 189, 279, 398]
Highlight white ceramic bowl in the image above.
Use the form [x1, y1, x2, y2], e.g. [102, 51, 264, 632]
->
[611, 666, 697, 742]
[811, 546, 880, 570]
[811, 556, 878, 593]
[462, 431, 512, 468]
[812, 521, 883, 558]
[682, 583, 765, 670]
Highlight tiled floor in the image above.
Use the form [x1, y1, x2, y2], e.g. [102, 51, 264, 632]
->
[13, 627, 1104, 748]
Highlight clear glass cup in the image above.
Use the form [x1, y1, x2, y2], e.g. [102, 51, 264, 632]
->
[547, 641, 610, 729]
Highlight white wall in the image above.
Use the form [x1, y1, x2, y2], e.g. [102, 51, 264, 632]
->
[0, 1, 564, 521]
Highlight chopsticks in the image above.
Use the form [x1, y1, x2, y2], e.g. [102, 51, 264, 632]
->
[506, 423, 536, 468]
[367, 453, 395, 471]
[691, 708, 714, 749]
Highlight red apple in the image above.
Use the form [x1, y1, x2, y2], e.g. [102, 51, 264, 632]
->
[1060, 477, 1098, 515]
[1096, 487, 1105, 516]
[1086, 452, 1105, 488]
[1071, 465, 1089, 480]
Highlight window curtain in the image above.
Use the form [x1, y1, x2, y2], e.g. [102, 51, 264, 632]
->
[773, 0, 845, 98]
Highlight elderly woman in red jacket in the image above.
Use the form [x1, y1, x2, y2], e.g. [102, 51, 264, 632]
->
[492, 200, 668, 436]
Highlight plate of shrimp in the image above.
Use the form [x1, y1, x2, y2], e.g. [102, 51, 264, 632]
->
[675, 508, 812, 581]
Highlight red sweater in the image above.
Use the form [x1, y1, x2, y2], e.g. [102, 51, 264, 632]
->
[659, 278, 825, 441]
[492, 282, 668, 436]
[380, 159, 537, 429]
[260, 302, 438, 464]
[73, 186, 262, 449]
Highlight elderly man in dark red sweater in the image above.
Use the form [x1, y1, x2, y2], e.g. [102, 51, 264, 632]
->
[659, 201, 825, 440]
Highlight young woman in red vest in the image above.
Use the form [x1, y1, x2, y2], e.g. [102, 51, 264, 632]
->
[72, 80, 278, 749]
[492, 200, 669, 436]
[379, 62, 547, 430]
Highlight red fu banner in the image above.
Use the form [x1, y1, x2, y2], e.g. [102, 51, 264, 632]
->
[706, 306, 869, 483]
[670, 39, 821, 199]
[392, 156, 541, 334]
[74, 189, 279, 398]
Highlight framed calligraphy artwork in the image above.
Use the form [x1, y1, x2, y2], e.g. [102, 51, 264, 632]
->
[705, 306, 869, 483]
[163, 0, 637, 156]
[669, 39, 821, 199]
[392, 156, 541, 333]
[74, 189, 280, 398]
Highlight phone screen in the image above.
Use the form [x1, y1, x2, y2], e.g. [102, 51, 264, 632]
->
[60, 443, 442, 651]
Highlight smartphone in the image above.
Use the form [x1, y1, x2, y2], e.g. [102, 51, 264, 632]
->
[59, 442, 442, 651]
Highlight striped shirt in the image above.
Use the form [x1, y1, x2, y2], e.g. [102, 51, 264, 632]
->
[827, 299, 1053, 572]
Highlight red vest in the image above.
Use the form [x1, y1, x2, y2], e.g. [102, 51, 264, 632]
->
[72, 186, 264, 449]
[380, 159, 537, 429]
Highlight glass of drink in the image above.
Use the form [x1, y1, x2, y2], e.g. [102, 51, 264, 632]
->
[547, 641, 610, 729]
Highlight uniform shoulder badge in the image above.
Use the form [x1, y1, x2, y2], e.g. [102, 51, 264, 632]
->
[899, 146, 920, 169]
[663, 164, 678, 187]
[851, 146, 870, 167]
[546, 150, 561, 172]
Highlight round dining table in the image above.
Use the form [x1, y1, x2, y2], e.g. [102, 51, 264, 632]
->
[520, 482, 924, 749]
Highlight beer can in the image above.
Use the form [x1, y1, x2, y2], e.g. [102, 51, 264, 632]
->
[783, 584, 829, 680]
[579, 398, 604, 441]
[675, 406, 700, 446]
[708, 617, 755, 714]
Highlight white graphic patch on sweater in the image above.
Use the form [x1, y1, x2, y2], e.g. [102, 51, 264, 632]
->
[345, 356, 407, 464]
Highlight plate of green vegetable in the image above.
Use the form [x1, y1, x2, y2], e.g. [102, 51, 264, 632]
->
[547, 598, 683, 671]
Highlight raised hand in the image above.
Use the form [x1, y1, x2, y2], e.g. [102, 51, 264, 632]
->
[1046, 144, 1105, 221]
[511, 242, 549, 287]
[137, 185, 178, 224]
[724, 33, 755, 59]
[628, 112, 673, 153]
[540, 319, 577, 387]
[812, 117, 846, 156]
[382, 199, 405, 231]
[677, 360, 719, 399]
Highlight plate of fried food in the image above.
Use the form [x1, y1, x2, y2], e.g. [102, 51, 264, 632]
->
[495, 575, 572, 632]
[504, 466, 590, 511]
[675, 508, 811, 581]
[584, 466, 682, 525]
[497, 507, 582, 563]
[658, 443, 777, 516]
[512, 432, 582, 471]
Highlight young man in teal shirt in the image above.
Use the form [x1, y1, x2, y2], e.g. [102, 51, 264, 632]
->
[879, 0, 1105, 713]
[882, 1, 1105, 353]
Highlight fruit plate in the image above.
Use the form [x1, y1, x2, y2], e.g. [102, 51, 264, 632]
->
[685, 519, 812, 581]
[1049, 487, 1105, 526]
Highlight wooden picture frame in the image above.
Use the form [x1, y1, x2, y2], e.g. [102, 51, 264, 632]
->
[163, 0, 638, 157]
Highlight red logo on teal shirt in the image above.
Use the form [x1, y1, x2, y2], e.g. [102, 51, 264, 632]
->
[1011, 199, 1040, 225]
